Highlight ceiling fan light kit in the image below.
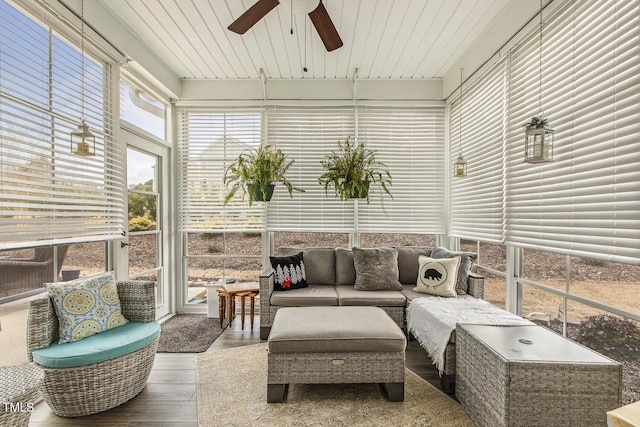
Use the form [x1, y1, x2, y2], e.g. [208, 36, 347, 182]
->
[228, 0, 343, 52]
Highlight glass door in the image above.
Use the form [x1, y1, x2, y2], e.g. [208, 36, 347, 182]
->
[123, 132, 170, 318]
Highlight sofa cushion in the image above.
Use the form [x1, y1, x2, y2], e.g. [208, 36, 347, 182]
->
[269, 252, 308, 291]
[431, 246, 477, 295]
[32, 321, 160, 368]
[413, 255, 460, 297]
[336, 285, 406, 307]
[352, 247, 402, 291]
[268, 307, 406, 353]
[45, 271, 128, 343]
[396, 246, 433, 284]
[270, 285, 338, 306]
[335, 248, 356, 285]
[402, 284, 477, 304]
[278, 247, 336, 285]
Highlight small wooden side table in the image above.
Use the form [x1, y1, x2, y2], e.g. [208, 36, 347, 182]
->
[217, 282, 259, 330]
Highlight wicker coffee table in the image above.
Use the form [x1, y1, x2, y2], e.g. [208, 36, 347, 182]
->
[267, 306, 406, 403]
[456, 324, 622, 427]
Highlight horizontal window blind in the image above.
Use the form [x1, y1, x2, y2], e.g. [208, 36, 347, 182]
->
[356, 106, 446, 234]
[265, 106, 356, 233]
[449, 58, 507, 243]
[505, 0, 640, 263]
[177, 108, 264, 232]
[0, 0, 126, 249]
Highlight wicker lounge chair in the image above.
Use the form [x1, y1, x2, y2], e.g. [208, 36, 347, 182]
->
[26, 280, 159, 417]
[0, 246, 69, 298]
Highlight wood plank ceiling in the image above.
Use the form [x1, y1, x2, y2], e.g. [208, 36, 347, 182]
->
[99, 0, 512, 80]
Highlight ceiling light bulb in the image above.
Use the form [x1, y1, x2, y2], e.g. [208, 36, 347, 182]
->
[282, 0, 319, 15]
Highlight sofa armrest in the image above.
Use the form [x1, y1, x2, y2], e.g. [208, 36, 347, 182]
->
[467, 272, 485, 299]
[259, 269, 274, 326]
[117, 280, 156, 323]
[26, 293, 58, 362]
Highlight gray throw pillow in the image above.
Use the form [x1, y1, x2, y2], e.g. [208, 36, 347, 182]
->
[395, 246, 433, 284]
[335, 248, 356, 285]
[430, 246, 477, 295]
[352, 247, 402, 291]
[277, 247, 336, 285]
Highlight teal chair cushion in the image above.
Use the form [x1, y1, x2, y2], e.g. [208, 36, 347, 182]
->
[32, 321, 160, 368]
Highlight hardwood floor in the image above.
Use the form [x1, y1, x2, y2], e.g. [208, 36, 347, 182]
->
[28, 314, 446, 426]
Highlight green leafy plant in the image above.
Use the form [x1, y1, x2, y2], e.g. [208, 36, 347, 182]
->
[128, 215, 156, 232]
[318, 137, 392, 203]
[223, 144, 304, 206]
[523, 113, 549, 129]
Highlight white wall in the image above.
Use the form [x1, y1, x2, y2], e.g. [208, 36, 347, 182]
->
[180, 78, 443, 102]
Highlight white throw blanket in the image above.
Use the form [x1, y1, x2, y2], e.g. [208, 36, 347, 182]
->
[406, 297, 534, 373]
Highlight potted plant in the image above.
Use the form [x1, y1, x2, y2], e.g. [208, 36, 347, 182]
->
[223, 144, 304, 206]
[318, 137, 392, 202]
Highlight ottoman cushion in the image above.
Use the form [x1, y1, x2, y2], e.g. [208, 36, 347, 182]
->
[268, 306, 406, 353]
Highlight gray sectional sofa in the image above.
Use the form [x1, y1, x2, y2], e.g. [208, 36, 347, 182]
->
[259, 246, 485, 341]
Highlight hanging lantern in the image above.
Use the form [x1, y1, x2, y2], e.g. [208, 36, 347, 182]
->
[524, 117, 553, 163]
[71, 119, 96, 156]
[454, 153, 467, 177]
[70, 0, 97, 157]
[453, 68, 468, 178]
[524, 0, 554, 164]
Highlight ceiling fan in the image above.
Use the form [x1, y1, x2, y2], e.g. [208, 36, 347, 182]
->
[228, 0, 343, 52]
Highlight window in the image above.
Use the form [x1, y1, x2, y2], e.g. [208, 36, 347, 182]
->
[266, 106, 356, 233]
[120, 77, 166, 139]
[505, 0, 640, 264]
[177, 109, 263, 232]
[177, 108, 264, 301]
[0, 0, 125, 249]
[266, 105, 446, 235]
[448, 59, 507, 243]
[356, 106, 446, 234]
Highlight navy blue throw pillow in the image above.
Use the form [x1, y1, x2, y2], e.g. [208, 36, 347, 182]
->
[270, 252, 308, 291]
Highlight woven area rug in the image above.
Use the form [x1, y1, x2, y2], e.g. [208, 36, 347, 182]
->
[158, 314, 225, 353]
[196, 344, 473, 426]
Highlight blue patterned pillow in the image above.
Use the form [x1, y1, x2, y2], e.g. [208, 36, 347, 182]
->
[45, 271, 128, 343]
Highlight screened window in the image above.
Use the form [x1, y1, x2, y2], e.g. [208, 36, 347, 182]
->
[0, 0, 125, 249]
[177, 108, 263, 232]
[356, 106, 446, 234]
[265, 106, 356, 233]
[265, 105, 445, 234]
[448, 58, 507, 243]
[504, 0, 640, 264]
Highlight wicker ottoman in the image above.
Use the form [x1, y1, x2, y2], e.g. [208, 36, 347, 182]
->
[267, 306, 406, 403]
[456, 324, 622, 427]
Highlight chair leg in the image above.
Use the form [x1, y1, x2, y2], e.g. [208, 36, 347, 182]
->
[240, 294, 246, 330]
[249, 293, 256, 330]
[217, 292, 226, 327]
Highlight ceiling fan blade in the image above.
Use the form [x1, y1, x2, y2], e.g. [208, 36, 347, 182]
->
[228, 0, 280, 34]
[308, 1, 343, 52]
